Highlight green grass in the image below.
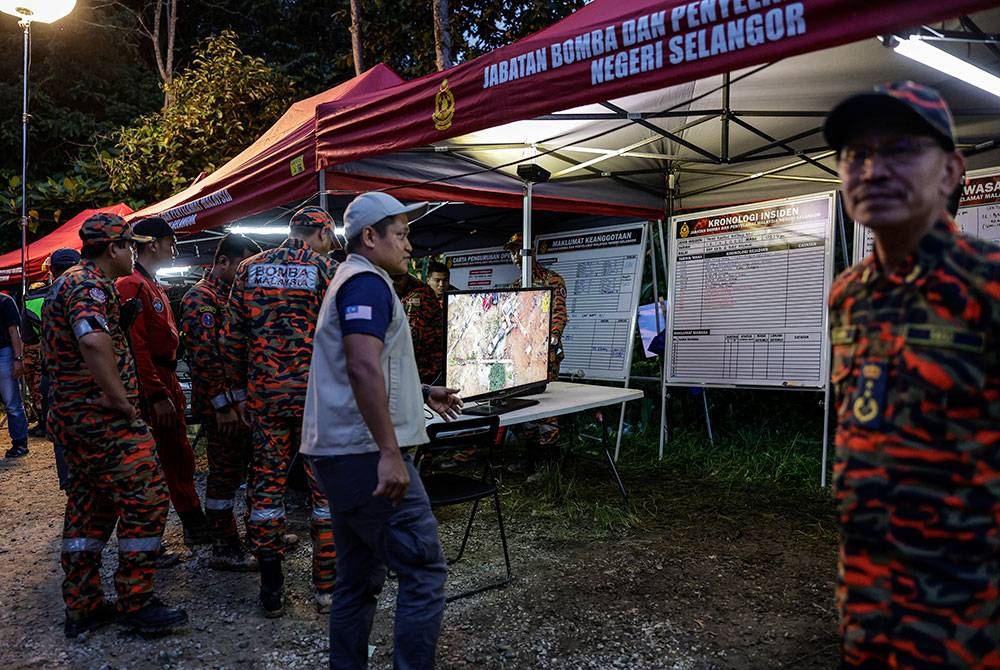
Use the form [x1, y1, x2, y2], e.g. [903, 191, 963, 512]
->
[492, 395, 836, 543]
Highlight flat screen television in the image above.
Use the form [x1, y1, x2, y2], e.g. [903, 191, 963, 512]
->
[444, 287, 552, 415]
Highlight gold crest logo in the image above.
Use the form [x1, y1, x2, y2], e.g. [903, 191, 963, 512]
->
[289, 155, 305, 176]
[679, 222, 690, 238]
[853, 396, 879, 423]
[433, 79, 455, 132]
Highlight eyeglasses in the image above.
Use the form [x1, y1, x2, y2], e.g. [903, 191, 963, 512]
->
[838, 138, 942, 167]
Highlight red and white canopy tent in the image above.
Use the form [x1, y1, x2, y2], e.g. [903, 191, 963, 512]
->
[0, 203, 133, 286]
[139, 0, 996, 258]
[11, 0, 999, 275]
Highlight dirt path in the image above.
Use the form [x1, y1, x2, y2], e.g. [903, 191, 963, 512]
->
[0, 433, 840, 669]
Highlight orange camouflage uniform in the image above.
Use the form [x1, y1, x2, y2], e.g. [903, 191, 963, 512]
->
[180, 275, 248, 543]
[394, 273, 444, 384]
[829, 216, 1000, 668]
[223, 237, 337, 591]
[44, 259, 169, 615]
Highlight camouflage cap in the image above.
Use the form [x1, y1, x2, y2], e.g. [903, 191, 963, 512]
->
[79, 213, 153, 245]
[503, 232, 524, 251]
[823, 80, 956, 152]
[290, 206, 334, 229]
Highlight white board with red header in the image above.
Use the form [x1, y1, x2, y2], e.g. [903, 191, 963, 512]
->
[666, 192, 837, 389]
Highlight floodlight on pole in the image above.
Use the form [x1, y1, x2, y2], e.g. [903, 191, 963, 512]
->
[0, 0, 76, 302]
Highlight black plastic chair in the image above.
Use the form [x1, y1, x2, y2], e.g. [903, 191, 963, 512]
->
[419, 415, 511, 601]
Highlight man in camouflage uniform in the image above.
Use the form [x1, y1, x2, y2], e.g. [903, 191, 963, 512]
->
[426, 261, 451, 309]
[825, 81, 1000, 668]
[46, 213, 186, 637]
[392, 271, 444, 384]
[180, 233, 261, 571]
[117, 217, 211, 546]
[505, 232, 568, 447]
[223, 205, 340, 616]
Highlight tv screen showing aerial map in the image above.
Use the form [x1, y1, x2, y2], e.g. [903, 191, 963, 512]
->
[445, 288, 552, 401]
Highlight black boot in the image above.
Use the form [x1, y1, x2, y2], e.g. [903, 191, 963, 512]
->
[178, 508, 213, 546]
[117, 596, 188, 635]
[64, 602, 116, 638]
[259, 556, 285, 618]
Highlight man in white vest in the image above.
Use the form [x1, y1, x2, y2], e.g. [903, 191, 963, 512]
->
[302, 191, 462, 670]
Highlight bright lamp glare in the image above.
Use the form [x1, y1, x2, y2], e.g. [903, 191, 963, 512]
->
[0, 0, 76, 23]
[894, 36, 1000, 98]
[227, 225, 290, 236]
[156, 265, 193, 278]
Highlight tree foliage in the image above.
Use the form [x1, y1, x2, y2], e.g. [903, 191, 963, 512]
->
[105, 30, 295, 204]
[0, 1, 589, 254]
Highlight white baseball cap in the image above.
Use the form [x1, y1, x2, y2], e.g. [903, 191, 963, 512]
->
[343, 192, 428, 240]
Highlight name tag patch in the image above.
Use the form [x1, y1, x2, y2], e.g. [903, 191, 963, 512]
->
[247, 263, 317, 290]
[344, 305, 373, 321]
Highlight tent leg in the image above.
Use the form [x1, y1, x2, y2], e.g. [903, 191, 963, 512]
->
[318, 170, 327, 211]
[821, 383, 831, 488]
[702, 390, 714, 444]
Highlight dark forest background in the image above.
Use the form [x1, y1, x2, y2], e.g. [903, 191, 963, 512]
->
[0, 0, 585, 250]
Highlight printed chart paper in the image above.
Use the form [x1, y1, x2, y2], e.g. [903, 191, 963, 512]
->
[667, 193, 836, 388]
[536, 223, 647, 382]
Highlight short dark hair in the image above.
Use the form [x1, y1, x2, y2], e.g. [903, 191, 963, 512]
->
[428, 261, 449, 277]
[214, 233, 262, 265]
[345, 215, 395, 254]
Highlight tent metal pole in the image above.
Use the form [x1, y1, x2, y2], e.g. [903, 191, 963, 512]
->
[821, 382, 831, 488]
[318, 170, 327, 211]
[702, 390, 714, 443]
[658, 171, 674, 460]
[521, 180, 532, 285]
[836, 194, 849, 269]
[721, 72, 731, 164]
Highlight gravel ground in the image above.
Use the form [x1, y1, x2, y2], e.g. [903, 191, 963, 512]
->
[0, 432, 840, 669]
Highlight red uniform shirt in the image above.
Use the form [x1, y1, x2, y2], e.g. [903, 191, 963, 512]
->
[117, 264, 180, 401]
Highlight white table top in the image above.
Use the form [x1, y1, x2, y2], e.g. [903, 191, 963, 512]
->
[431, 381, 643, 427]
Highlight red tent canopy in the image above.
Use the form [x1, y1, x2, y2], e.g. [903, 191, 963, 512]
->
[315, 0, 996, 168]
[127, 64, 405, 233]
[0, 203, 133, 286]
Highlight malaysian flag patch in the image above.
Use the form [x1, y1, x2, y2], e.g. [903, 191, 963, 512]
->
[344, 305, 373, 320]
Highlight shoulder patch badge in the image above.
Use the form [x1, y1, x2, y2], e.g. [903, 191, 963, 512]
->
[89, 287, 107, 303]
[200, 311, 215, 328]
[152, 298, 165, 313]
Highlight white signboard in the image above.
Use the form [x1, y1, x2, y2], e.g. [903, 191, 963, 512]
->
[444, 248, 519, 290]
[667, 193, 836, 389]
[853, 166, 1000, 264]
[536, 223, 648, 382]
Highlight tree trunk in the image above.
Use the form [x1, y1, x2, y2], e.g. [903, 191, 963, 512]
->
[433, 0, 453, 71]
[349, 0, 364, 75]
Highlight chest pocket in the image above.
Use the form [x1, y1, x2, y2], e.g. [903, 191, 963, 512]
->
[902, 325, 987, 391]
[830, 325, 857, 384]
[899, 325, 987, 444]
